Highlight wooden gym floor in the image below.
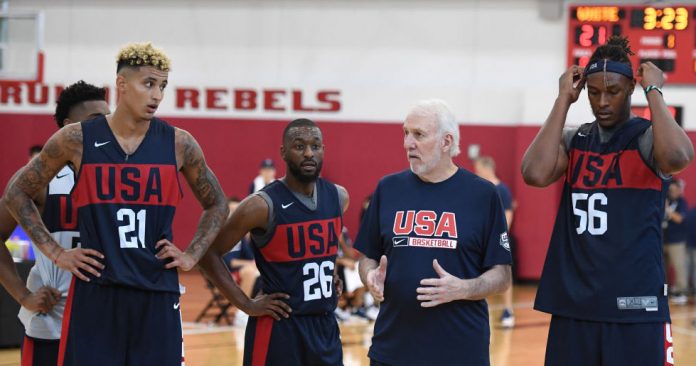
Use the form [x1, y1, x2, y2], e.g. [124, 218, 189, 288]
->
[1, 271, 695, 365]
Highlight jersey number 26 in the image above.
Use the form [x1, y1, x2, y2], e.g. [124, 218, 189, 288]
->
[303, 261, 334, 301]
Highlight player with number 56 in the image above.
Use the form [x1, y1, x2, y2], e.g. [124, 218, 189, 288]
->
[522, 36, 693, 365]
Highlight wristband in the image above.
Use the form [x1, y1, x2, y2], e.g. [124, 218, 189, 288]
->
[644, 85, 662, 96]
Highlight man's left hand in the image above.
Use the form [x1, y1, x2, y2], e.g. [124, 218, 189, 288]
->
[416, 259, 465, 308]
[155, 239, 196, 271]
[637, 61, 665, 89]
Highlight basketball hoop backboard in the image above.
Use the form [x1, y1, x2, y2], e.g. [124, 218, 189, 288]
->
[0, 11, 44, 83]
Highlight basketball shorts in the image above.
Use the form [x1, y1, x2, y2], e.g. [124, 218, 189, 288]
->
[58, 279, 183, 366]
[244, 312, 342, 366]
[21, 336, 59, 366]
[545, 315, 673, 366]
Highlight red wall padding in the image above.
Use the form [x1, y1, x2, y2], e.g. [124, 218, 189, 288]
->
[2, 113, 694, 280]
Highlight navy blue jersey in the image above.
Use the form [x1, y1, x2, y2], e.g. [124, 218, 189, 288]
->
[72, 116, 182, 293]
[354, 169, 511, 366]
[664, 196, 688, 243]
[251, 179, 342, 315]
[496, 182, 513, 211]
[535, 118, 670, 323]
[43, 166, 79, 237]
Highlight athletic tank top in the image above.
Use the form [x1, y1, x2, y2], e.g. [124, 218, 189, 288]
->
[72, 116, 182, 292]
[251, 179, 342, 315]
[535, 118, 670, 322]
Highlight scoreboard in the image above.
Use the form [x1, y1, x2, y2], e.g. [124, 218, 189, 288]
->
[568, 4, 696, 84]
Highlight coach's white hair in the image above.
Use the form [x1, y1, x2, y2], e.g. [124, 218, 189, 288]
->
[408, 99, 461, 157]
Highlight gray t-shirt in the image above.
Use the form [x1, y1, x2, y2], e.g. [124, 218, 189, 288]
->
[250, 179, 347, 247]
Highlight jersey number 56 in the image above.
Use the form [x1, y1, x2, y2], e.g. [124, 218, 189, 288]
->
[572, 193, 608, 235]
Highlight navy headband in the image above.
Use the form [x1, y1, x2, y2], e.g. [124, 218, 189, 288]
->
[584, 59, 634, 80]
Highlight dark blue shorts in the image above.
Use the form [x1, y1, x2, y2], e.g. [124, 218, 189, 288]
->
[21, 336, 58, 366]
[545, 316, 673, 366]
[244, 313, 342, 366]
[58, 279, 183, 366]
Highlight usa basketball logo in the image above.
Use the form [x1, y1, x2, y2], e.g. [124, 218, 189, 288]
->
[500, 232, 510, 251]
[391, 210, 458, 249]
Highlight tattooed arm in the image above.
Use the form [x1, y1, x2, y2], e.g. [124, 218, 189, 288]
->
[156, 129, 228, 271]
[2, 124, 104, 282]
[0, 198, 60, 312]
[198, 195, 291, 320]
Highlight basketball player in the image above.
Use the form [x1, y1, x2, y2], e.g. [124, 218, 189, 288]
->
[199, 118, 348, 366]
[355, 99, 512, 366]
[522, 36, 694, 365]
[474, 155, 516, 328]
[2, 42, 229, 366]
[0, 80, 110, 366]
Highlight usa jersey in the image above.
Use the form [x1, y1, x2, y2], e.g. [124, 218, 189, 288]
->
[251, 179, 342, 315]
[535, 118, 670, 322]
[18, 165, 78, 339]
[72, 116, 182, 292]
[354, 169, 511, 366]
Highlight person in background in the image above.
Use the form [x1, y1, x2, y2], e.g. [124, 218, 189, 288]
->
[334, 226, 377, 322]
[664, 179, 689, 305]
[28, 145, 43, 162]
[249, 158, 277, 194]
[474, 155, 516, 328]
[686, 203, 696, 299]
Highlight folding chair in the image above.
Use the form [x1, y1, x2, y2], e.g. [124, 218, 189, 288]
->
[195, 276, 236, 325]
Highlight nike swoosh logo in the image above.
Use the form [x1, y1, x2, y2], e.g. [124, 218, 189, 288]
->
[578, 132, 587, 137]
[394, 239, 405, 245]
[281, 202, 294, 209]
[94, 141, 110, 148]
[56, 173, 69, 179]
[173, 302, 180, 310]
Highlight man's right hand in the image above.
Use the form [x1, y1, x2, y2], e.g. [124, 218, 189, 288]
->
[20, 286, 61, 313]
[243, 292, 292, 321]
[54, 248, 105, 282]
[559, 65, 585, 104]
[366, 255, 387, 302]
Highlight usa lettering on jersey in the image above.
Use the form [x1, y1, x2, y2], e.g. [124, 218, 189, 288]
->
[260, 217, 341, 262]
[392, 210, 458, 249]
[568, 149, 661, 190]
[73, 164, 180, 207]
[58, 196, 78, 230]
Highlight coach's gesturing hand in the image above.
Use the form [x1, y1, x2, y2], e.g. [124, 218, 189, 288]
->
[417, 259, 462, 307]
[366, 255, 387, 302]
[418, 260, 511, 307]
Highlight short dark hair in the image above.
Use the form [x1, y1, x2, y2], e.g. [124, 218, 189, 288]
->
[29, 145, 43, 157]
[282, 118, 319, 142]
[54, 80, 107, 128]
[588, 35, 634, 67]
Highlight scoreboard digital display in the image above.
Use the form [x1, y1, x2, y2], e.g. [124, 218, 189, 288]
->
[568, 5, 696, 84]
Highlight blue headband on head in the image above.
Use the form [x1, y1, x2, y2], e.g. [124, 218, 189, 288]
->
[584, 59, 634, 80]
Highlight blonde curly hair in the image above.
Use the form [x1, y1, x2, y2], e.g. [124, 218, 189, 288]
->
[116, 42, 171, 72]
